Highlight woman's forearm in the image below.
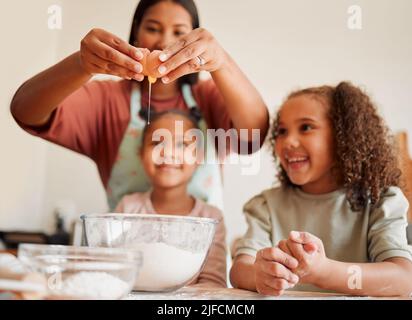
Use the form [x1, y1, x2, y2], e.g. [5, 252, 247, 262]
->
[10, 51, 92, 126]
[211, 51, 269, 141]
[314, 257, 412, 297]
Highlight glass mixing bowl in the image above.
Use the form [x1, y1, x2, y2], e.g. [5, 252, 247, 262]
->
[18, 244, 141, 299]
[81, 213, 217, 292]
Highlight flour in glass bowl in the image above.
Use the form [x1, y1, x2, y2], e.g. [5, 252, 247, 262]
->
[54, 271, 130, 299]
[133, 242, 206, 291]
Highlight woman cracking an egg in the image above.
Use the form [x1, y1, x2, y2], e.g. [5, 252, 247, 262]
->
[10, 0, 268, 210]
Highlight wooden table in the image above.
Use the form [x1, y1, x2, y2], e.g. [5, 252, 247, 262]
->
[126, 286, 409, 300]
[0, 250, 17, 256]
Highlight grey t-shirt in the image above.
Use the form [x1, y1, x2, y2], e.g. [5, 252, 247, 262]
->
[235, 186, 412, 292]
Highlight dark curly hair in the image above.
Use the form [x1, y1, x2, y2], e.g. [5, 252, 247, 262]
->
[270, 82, 402, 211]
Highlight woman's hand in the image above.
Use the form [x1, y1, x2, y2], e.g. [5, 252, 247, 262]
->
[156, 28, 228, 83]
[79, 28, 148, 81]
[254, 247, 300, 296]
[278, 231, 330, 285]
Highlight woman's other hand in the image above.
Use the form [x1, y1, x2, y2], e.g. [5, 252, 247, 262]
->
[155, 28, 227, 83]
[79, 28, 148, 81]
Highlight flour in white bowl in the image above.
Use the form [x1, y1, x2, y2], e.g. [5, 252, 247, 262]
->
[133, 242, 206, 291]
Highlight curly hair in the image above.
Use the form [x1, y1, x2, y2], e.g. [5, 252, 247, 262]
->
[270, 82, 402, 211]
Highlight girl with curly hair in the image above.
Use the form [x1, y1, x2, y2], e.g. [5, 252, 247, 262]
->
[230, 82, 412, 297]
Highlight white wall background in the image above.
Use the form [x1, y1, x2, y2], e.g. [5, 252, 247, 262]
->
[1, 0, 412, 248]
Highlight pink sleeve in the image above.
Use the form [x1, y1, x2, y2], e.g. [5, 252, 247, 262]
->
[196, 209, 227, 288]
[14, 81, 112, 160]
[13, 80, 131, 186]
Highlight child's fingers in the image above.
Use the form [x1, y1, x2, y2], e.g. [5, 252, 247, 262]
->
[256, 281, 285, 297]
[289, 231, 320, 245]
[278, 239, 293, 256]
[259, 261, 299, 284]
[262, 275, 294, 291]
[289, 231, 322, 255]
[303, 242, 318, 254]
[259, 247, 298, 270]
[286, 239, 308, 263]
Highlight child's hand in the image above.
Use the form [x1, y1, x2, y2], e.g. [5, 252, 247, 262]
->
[278, 231, 330, 285]
[254, 247, 300, 296]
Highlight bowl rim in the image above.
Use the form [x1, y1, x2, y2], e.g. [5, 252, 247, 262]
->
[17, 243, 142, 262]
[80, 213, 219, 225]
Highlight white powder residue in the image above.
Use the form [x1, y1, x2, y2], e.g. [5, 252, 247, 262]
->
[0, 253, 26, 274]
[133, 242, 205, 291]
[57, 272, 129, 299]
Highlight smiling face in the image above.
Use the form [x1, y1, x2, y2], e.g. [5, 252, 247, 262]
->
[274, 95, 338, 194]
[136, 1, 193, 51]
[140, 113, 200, 190]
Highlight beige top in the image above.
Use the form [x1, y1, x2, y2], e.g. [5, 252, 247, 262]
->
[115, 192, 227, 288]
[235, 186, 412, 292]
